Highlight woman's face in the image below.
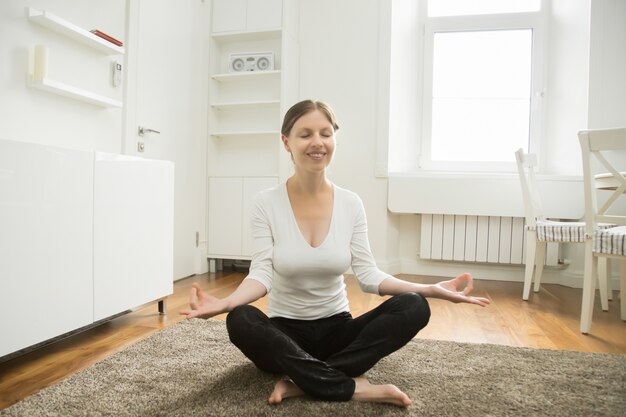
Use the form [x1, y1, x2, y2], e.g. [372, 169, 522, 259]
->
[282, 109, 336, 174]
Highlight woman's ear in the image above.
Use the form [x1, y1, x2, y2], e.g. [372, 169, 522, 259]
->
[281, 134, 291, 153]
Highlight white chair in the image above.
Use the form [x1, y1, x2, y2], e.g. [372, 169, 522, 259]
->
[578, 127, 626, 334]
[515, 149, 612, 302]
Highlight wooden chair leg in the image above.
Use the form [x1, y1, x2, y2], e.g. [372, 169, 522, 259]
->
[533, 241, 547, 293]
[523, 232, 537, 300]
[598, 258, 609, 311]
[619, 259, 626, 321]
[580, 242, 597, 334]
[607, 259, 613, 301]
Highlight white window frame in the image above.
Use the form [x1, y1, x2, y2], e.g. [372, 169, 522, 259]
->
[419, 5, 546, 172]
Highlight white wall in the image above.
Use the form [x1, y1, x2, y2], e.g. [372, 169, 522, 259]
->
[387, 0, 421, 173]
[0, 0, 126, 152]
[543, 0, 593, 176]
[298, 0, 399, 269]
[588, 0, 626, 129]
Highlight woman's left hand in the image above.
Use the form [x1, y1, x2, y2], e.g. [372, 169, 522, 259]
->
[430, 273, 490, 306]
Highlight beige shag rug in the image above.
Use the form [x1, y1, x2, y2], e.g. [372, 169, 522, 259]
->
[2, 319, 625, 416]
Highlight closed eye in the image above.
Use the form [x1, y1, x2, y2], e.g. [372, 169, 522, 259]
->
[295, 129, 333, 139]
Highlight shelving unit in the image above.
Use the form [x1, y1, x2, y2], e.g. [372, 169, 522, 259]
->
[27, 7, 124, 55]
[208, 30, 283, 141]
[207, 0, 299, 264]
[26, 6, 124, 108]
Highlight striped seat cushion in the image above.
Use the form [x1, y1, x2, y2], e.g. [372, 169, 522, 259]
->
[594, 226, 626, 256]
[533, 221, 615, 243]
[534, 221, 586, 242]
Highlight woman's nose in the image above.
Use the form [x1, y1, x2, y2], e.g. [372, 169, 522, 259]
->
[311, 132, 323, 144]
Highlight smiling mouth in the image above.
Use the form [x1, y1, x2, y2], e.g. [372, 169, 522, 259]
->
[307, 152, 327, 159]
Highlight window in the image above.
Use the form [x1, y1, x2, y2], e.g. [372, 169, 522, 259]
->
[420, 0, 545, 172]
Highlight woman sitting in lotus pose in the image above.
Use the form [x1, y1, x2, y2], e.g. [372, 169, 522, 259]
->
[181, 99, 490, 407]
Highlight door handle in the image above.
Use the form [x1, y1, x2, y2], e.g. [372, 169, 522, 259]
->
[138, 126, 161, 136]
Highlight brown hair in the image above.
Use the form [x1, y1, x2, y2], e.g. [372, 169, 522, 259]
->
[281, 100, 339, 137]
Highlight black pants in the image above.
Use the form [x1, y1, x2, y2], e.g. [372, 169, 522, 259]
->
[226, 292, 430, 401]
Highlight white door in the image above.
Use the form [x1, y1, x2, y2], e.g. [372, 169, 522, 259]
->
[124, 0, 209, 279]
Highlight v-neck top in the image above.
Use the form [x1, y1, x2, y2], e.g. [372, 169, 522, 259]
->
[246, 182, 391, 320]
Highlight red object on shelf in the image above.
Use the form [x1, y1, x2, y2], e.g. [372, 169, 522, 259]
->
[90, 29, 123, 47]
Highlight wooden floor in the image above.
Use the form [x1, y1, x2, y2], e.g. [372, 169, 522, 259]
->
[1, 271, 625, 410]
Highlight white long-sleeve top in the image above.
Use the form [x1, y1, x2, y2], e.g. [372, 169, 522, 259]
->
[245, 182, 391, 320]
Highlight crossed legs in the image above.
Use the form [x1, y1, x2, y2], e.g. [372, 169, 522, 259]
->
[225, 292, 430, 406]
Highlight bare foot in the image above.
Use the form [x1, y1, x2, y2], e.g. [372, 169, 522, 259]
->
[352, 377, 412, 407]
[268, 377, 304, 405]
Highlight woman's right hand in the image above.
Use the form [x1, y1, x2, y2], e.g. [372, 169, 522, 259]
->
[179, 283, 228, 319]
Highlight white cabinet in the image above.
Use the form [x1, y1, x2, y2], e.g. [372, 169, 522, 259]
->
[93, 153, 174, 321]
[246, 0, 283, 31]
[0, 140, 173, 358]
[211, 0, 246, 33]
[0, 140, 94, 357]
[207, 0, 298, 264]
[211, 0, 282, 33]
[208, 177, 278, 259]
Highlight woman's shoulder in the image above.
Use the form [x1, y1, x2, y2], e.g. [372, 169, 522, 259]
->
[333, 183, 364, 208]
[253, 181, 287, 210]
[256, 181, 285, 199]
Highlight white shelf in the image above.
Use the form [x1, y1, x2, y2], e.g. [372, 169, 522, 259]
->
[27, 7, 124, 55]
[212, 70, 281, 82]
[28, 76, 123, 108]
[210, 131, 279, 138]
[211, 100, 280, 110]
[211, 28, 281, 43]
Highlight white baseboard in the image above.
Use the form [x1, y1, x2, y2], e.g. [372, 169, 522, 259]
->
[392, 257, 624, 290]
[393, 257, 584, 288]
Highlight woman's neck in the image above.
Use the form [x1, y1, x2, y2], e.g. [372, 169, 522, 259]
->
[287, 172, 331, 196]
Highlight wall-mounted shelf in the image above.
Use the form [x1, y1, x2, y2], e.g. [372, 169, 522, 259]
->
[211, 28, 281, 43]
[27, 7, 124, 55]
[27, 76, 123, 108]
[211, 100, 280, 110]
[210, 131, 279, 138]
[211, 70, 280, 82]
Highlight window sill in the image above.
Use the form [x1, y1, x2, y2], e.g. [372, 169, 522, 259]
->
[387, 172, 584, 219]
[388, 171, 582, 182]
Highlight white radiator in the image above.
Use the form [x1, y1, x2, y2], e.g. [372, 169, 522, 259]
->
[420, 214, 559, 265]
